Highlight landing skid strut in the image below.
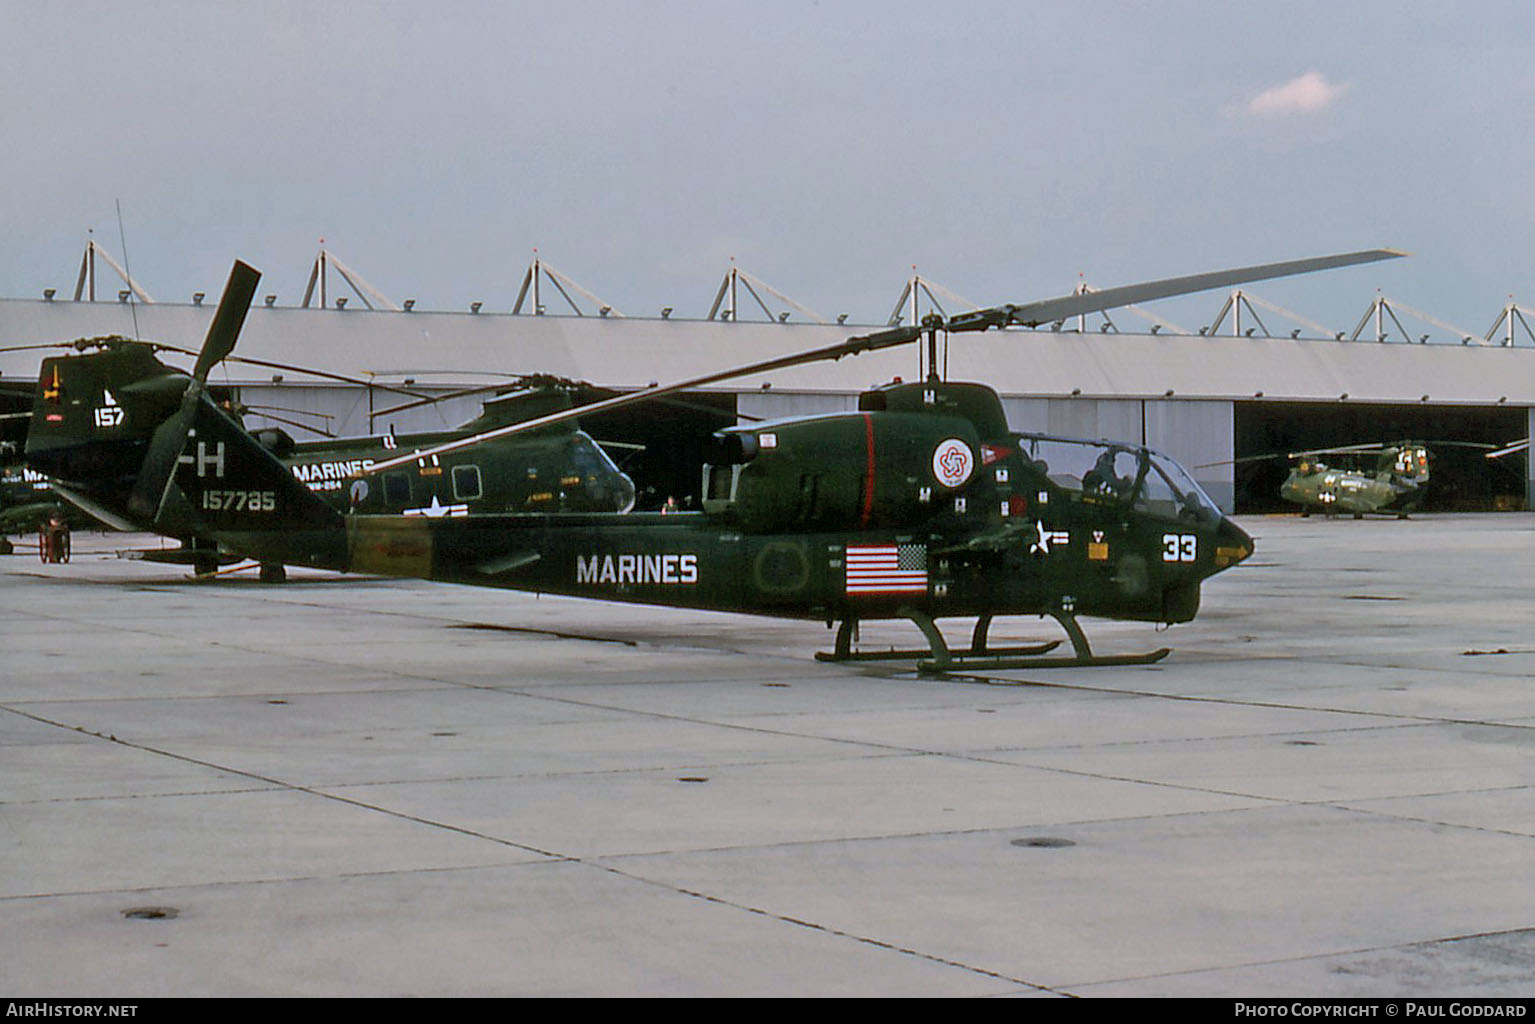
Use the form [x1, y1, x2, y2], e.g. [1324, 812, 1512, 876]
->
[815, 609, 1170, 673]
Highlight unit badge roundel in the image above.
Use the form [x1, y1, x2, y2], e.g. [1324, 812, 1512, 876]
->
[931, 438, 974, 489]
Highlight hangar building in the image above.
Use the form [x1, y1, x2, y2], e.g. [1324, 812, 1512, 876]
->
[2, 262, 1531, 514]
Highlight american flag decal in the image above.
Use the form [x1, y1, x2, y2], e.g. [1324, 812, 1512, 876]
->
[845, 544, 928, 595]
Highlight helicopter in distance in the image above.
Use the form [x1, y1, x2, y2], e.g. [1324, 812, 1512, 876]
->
[20, 335, 638, 578]
[0, 391, 88, 555]
[25, 249, 1403, 671]
[1, 442, 67, 554]
[1282, 441, 1432, 518]
[1217, 439, 1494, 519]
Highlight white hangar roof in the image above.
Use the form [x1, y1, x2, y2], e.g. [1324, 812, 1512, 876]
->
[2, 298, 1532, 407]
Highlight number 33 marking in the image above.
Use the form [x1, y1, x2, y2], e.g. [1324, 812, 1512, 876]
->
[1162, 534, 1197, 562]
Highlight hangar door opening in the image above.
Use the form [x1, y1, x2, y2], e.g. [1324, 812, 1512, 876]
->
[577, 389, 738, 512]
[1232, 402, 1527, 513]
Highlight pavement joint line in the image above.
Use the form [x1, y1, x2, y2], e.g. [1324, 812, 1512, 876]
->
[7, 611, 1534, 838]
[0, 784, 287, 807]
[12, 690, 1532, 880]
[1062, 923, 1535, 993]
[1, 707, 1075, 992]
[0, 860, 563, 905]
[939, 670, 1535, 731]
[0, 703, 573, 863]
[1314, 792, 1535, 842]
[9, 653, 1534, 839]
[7, 520, 1535, 994]
[553, 851, 1075, 995]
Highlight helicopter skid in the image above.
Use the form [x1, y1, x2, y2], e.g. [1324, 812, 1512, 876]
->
[816, 609, 1170, 673]
[815, 640, 1063, 664]
[816, 611, 1059, 664]
[918, 646, 1172, 674]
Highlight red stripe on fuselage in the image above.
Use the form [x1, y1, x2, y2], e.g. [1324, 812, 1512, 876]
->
[860, 412, 875, 529]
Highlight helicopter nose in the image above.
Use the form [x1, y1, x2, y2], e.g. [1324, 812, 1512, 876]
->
[1213, 516, 1254, 570]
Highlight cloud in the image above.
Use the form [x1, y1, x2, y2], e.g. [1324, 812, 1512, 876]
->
[1247, 71, 1347, 117]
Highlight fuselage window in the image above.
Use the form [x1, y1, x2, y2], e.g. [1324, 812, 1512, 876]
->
[383, 472, 412, 507]
[704, 465, 736, 502]
[452, 464, 483, 502]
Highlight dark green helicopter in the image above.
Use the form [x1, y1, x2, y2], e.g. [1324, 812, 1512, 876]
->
[1, 441, 66, 555]
[1217, 439, 1495, 518]
[1279, 442, 1433, 518]
[25, 250, 1401, 670]
[22, 334, 636, 578]
[1, 389, 82, 555]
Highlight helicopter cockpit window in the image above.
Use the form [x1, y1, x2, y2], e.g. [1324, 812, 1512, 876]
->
[1016, 435, 1221, 523]
[1018, 437, 1141, 502]
[1394, 447, 1428, 475]
[568, 436, 638, 513]
[1145, 452, 1223, 523]
[1086, 447, 1142, 500]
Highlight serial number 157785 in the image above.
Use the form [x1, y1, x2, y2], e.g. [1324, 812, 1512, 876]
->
[200, 490, 277, 512]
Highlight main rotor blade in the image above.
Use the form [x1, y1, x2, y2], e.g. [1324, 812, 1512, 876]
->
[1195, 453, 1284, 469]
[373, 378, 559, 418]
[242, 409, 338, 438]
[1487, 440, 1529, 459]
[1288, 443, 1389, 458]
[0, 341, 90, 355]
[947, 249, 1407, 332]
[356, 248, 1401, 478]
[1289, 439, 1494, 460]
[146, 343, 436, 399]
[128, 260, 261, 523]
[240, 403, 336, 422]
[126, 261, 400, 412]
[357, 324, 922, 476]
[1417, 440, 1498, 451]
[192, 261, 260, 382]
[126, 397, 199, 523]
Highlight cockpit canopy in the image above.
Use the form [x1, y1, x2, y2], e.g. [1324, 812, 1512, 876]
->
[1015, 433, 1223, 523]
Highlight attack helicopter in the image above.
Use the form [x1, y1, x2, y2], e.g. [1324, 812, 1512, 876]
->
[23, 331, 638, 577]
[25, 249, 1402, 671]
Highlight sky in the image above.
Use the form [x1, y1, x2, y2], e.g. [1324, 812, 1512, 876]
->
[3, 0, 1533, 341]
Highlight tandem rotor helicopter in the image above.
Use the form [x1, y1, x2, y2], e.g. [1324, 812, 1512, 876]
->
[23, 248, 1402, 671]
[1212, 439, 1499, 518]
